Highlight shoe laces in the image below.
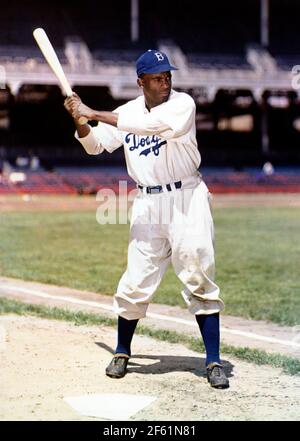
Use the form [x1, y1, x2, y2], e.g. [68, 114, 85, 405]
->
[212, 365, 223, 377]
[113, 356, 127, 365]
[208, 363, 224, 376]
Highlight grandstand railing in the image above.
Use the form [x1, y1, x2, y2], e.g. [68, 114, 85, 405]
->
[0, 44, 297, 100]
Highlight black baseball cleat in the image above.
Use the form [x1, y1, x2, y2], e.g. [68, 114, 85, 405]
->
[105, 354, 129, 378]
[206, 362, 230, 389]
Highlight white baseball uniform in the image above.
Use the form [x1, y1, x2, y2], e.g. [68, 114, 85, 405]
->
[75, 89, 224, 319]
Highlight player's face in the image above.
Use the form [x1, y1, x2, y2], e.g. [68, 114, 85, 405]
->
[138, 72, 172, 108]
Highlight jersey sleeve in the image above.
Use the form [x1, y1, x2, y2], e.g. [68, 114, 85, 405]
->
[75, 121, 123, 155]
[117, 93, 195, 140]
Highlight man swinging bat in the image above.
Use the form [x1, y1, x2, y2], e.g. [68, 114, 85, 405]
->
[64, 49, 229, 389]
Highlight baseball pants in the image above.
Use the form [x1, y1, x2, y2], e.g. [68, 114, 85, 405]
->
[114, 174, 225, 320]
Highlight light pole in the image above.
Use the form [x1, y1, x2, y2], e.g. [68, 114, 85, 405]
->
[131, 0, 139, 43]
[260, 0, 269, 49]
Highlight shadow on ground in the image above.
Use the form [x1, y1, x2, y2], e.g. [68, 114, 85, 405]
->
[96, 342, 234, 379]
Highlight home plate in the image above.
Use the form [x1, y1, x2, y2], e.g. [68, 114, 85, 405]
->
[64, 393, 157, 420]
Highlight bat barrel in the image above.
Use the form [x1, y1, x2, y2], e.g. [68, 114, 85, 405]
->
[33, 28, 88, 124]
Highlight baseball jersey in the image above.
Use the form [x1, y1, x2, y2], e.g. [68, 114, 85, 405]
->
[75, 90, 201, 186]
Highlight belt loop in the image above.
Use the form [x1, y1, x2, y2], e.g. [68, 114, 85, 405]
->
[139, 185, 147, 195]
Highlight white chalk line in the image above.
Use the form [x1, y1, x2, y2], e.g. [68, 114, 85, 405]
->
[1, 283, 300, 349]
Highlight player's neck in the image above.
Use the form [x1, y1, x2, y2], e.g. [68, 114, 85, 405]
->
[144, 97, 167, 111]
[144, 98, 158, 111]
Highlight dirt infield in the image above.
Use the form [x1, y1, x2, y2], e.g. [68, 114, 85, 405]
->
[1, 192, 300, 212]
[1, 314, 300, 421]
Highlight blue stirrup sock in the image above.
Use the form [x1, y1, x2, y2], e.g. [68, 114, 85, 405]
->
[115, 316, 139, 357]
[195, 313, 221, 366]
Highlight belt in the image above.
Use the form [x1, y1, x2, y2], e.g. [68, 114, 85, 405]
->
[138, 180, 182, 194]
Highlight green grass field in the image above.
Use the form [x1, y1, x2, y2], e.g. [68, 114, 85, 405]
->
[0, 206, 299, 326]
[1, 297, 299, 375]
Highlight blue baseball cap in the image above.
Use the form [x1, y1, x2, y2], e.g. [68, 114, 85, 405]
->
[136, 49, 178, 77]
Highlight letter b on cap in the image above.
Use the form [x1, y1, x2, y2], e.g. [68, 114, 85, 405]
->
[154, 52, 164, 62]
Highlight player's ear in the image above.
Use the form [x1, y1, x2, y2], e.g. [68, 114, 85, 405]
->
[137, 78, 143, 88]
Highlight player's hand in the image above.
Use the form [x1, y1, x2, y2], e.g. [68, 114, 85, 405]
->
[64, 92, 94, 122]
[73, 102, 95, 121]
[64, 92, 81, 116]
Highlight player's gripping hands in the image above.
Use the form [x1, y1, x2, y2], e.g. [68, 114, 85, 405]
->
[64, 92, 95, 122]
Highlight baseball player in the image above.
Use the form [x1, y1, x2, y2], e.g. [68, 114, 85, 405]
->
[64, 50, 229, 389]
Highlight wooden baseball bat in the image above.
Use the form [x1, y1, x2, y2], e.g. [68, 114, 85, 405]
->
[33, 28, 88, 125]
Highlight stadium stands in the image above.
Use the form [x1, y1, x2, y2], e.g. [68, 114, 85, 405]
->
[185, 54, 252, 71]
[0, 0, 300, 174]
[1, 168, 300, 195]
